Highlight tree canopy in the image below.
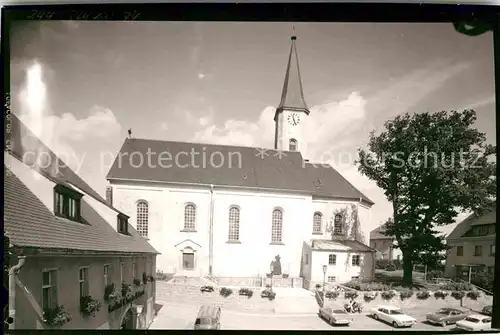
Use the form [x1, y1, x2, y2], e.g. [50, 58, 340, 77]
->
[357, 110, 496, 284]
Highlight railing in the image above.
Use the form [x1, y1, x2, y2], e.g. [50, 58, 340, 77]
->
[458, 279, 493, 296]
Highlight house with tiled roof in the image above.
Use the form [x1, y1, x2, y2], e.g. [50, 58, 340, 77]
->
[106, 36, 375, 286]
[4, 114, 159, 330]
[444, 205, 496, 281]
[369, 223, 402, 261]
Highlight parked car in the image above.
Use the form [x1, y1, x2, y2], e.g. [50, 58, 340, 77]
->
[426, 308, 468, 327]
[318, 307, 353, 326]
[481, 306, 492, 316]
[370, 305, 417, 328]
[456, 314, 492, 332]
[194, 304, 221, 330]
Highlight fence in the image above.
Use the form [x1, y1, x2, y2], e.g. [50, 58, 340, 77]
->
[215, 276, 303, 288]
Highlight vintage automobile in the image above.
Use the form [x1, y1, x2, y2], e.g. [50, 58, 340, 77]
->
[318, 307, 353, 326]
[426, 308, 468, 326]
[481, 306, 492, 316]
[370, 305, 417, 328]
[456, 314, 492, 332]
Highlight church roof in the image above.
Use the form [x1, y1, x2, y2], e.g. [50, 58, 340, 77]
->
[106, 138, 374, 205]
[276, 36, 310, 116]
[4, 115, 159, 255]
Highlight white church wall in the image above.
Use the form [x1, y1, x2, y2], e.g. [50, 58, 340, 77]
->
[357, 203, 372, 246]
[212, 189, 312, 277]
[311, 251, 374, 284]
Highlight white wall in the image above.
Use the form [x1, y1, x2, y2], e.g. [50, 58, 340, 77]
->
[111, 180, 374, 278]
[311, 251, 374, 284]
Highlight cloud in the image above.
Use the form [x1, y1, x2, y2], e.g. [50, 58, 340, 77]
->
[462, 95, 495, 110]
[16, 60, 122, 191]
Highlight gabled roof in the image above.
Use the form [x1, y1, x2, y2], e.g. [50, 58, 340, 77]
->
[5, 169, 158, 254]
[311, 239, 376, 253]
[4, 114, 158, 254]
[447, 205, 496, 240]
[370, 224, 393, 240]
[106, 138, 374, 205]
[275, 36, 310, 117]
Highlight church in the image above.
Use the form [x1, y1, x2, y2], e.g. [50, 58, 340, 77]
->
[106, 36, 376, 285]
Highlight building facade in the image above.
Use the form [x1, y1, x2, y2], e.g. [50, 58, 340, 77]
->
[106, 36, 376, 284]
[445, 207, 496, 281]
[369, 224, 402, 262]
[5, 115, 159, 330]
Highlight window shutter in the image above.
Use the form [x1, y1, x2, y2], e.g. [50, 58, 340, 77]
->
[51, 271, 59, 308]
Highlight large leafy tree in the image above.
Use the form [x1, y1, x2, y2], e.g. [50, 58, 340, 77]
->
[357, 110, 496, 285]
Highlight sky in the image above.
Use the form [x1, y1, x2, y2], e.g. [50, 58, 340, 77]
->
[9, 21, 496, 237]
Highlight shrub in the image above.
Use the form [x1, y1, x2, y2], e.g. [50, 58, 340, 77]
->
[261, 288, 276, 300]
[400, 290, 414, 300]
[107, 291, 122, 312]
[315, 284, 321, 289]
[133, 278, 141, 287]
[416, 291, 430, 300]
[344, 291, 359, 300]
[451, 291, 466, 300]
[385, 263, 396, 271]
[440, 282, 473, 291]
[80, 295, 101, 317]
[282, 273, 289, 278]
[344, 280, 361, 290]
[220, 287, 233, 298]
[325, 291, 339, 300]
[266, 273, 272, 278]
[43, 305, 71, 326]
[471, 272, 494, 291]
[434, 291, 448, 299]
[364, 292, 378, 302]
[155, 270, 169, 281]
[200, 285, 214, 293]
[265, 284, 271, 289]
[426, 270, 444, 280]
[381, 290, 396, 301]
[147, 275, 155, 282]
[142, 272, 148, 285]
[239, 288, 254, 298]
[121, 283, 134, 301]
[104, 283, 115, 301]
[466, 291, 481, 300]
[375, 259, 392, 269]
[344, 281, 390, 291]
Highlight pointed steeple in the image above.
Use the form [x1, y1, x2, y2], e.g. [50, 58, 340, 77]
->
[275, 35, 310, 120]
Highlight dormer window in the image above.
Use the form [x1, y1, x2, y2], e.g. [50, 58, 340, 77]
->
[117, 214, 129, 235]
[53, 184, 82, 222]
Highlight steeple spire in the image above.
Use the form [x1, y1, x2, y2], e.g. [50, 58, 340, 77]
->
[275, 35, 310, 120]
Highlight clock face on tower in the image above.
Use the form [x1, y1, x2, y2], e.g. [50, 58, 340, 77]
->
[287, 113, 301, 126]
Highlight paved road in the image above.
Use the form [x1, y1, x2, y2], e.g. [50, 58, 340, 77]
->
[150, 300, 456, 331]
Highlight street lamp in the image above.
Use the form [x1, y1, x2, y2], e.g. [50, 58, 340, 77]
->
[322, 265, 327, 292]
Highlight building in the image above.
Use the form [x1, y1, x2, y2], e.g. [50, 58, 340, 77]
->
[106, 36, 376, 285]
[445, 206, 496, 281]
[369, 224, 402, 261]
[4, 114, 159, 329]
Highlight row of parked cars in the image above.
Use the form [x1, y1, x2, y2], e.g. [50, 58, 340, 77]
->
[318, 305, 493, 331]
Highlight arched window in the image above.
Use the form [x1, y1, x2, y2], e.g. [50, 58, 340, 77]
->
[184, 204, 196, 230]
[228, 206, 240, 241]
[289, 139, 298, 151]
[271, 208, 283, 243]
[334, 214, 343, 235]
[313, 212, 322, 234]
[136, 201, 149, 238]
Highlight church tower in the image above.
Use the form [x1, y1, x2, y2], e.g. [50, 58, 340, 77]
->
[274, 35, 310, 154]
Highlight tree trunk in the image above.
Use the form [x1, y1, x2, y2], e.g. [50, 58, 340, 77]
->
[402, 252, 413, 286]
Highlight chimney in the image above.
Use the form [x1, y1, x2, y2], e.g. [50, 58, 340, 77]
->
[105, 186, 113, 206]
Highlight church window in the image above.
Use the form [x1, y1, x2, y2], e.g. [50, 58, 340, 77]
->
[333, 214, 343, 235]
[228, 206, 240, 241]
[182, 247, 195, 270]
[184, 204, 196, 230]
[313, 212, 322, 234]
[271, 208, 283, 243]
[136, 200, 149, 238]
[289, 138, 298, 151]
[352, 255, 361, 266]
